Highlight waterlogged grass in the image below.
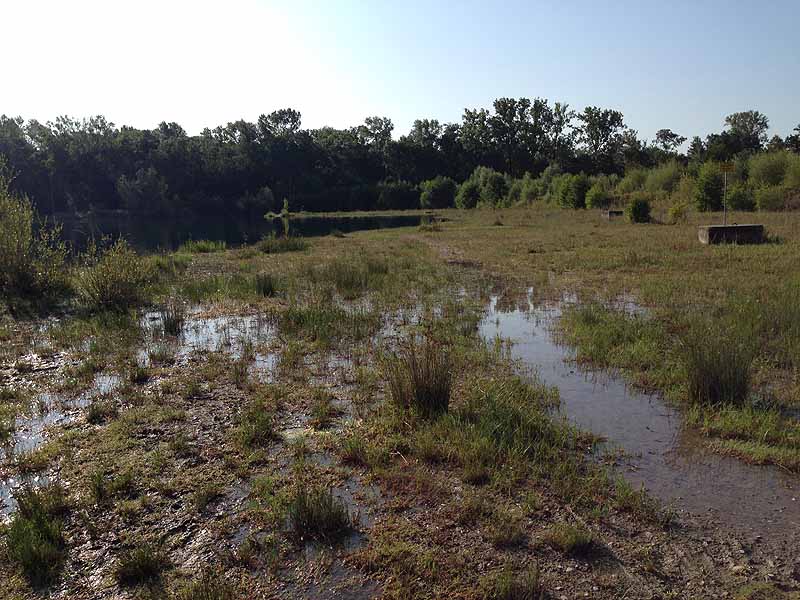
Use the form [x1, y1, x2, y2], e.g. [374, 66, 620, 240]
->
[386, 336, 452, 417]
[287, 483, 354, 543]
[280, 302, 379, 345]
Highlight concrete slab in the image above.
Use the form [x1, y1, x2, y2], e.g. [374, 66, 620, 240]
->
[698, 224, 765, 245]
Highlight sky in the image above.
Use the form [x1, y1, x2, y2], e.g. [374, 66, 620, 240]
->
[3, 0, 799, 143]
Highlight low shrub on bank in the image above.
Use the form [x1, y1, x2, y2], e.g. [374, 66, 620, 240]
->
[625, 194, 651, 223]
[755, 185, 786, 211]
[0, 171, 69, 306]
[6, 484, 69, 587]
[74, 239, 154, 312]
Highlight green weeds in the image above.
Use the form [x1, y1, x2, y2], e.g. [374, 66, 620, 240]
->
[178, 239, 226, 253]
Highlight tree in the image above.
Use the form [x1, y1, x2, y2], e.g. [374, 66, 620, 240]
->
[694, 161, 723, 211]
[419, 176, 456, 209]
[655, 128, 687, 153]
[724, 110, 769, 151]
[577, 107, 625, 172]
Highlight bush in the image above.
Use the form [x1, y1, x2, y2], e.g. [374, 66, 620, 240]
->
[585, 182, 610, 209]
[755, 185, 786, 211]
[455, 179, 481, 209]
[557, 173, 590, 209]
[0, 171, 69, 304]
[616, 168, 647, 194]
[419, 176, 457, 209]
[6, 484, 69, 587]
[726, 182, 755, 211]
[386, 336, 452, 416]
[667, 202, 689, 224]
[749, 151, 789, 187]
[645, 160, 682, 194]
[694, 161, 723, 211]
[625, 194, 651, 223]
[476, 167, 510, 206]
[74, 239, 154, 312]
[518, 172, 542, 204]
[785, 153, 800, 189]
[377, 180, 419, 210]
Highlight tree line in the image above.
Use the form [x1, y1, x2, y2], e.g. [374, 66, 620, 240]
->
[1, 101, 798, 216]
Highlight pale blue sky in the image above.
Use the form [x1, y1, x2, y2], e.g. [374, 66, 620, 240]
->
[3, 0, 798, 142]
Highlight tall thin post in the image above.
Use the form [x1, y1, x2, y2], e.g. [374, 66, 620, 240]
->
[723, 170, 728, 225]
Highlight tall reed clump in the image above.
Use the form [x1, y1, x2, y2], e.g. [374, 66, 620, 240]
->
[287, 483, 354, 542]
[257, 234, 308, 254]
[160, 297, 186, 336]
[681, 321, 754, 406]
[0, 167, 69, 306]
[6, 483, 69, 587]
[386, 336, 452, 417]
[74, 239, 154, 312]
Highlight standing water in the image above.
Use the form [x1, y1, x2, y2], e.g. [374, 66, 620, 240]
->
[479, 291, 800, 543]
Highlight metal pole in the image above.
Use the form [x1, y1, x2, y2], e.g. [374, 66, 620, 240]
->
[723, 171, 728, 225]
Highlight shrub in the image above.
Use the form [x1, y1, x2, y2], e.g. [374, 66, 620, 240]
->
[115, 543, 169, 586]
[557, 173, 590, 209]
[456, 179, 481, 209]
[6, 484, 69, 587]
[785, 153, 800, 189]
[625, 194, 651, 223]
[645, 160, 682, 194]
[616, 168, 647, 194]
[726, 182, 755, 211]
[585, 182, 610, 209]
[419, 176, 457, 209]
[667, 202, 689, 224]
[0, 171, 68, 304]
[682, 323, 754, 406]
[74, 239, 154, 312]
[749, 151, 789, 187]
[177, 239, 226, 253]
[475, 167, 510, 206]
[518, 172, 542, 204]
[386, 336, 452, 416]
[694, 161, 723, 211]
[755, 185, 786, 211]
[287, 483, 353, 542]
[376, 180, 419, 210]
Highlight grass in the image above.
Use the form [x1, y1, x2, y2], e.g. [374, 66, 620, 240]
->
[254, 272, 279, 297]
[386, 335, 452, 416]
[5, 484, 69, 587]
[287, 483, 354, 542]
[178, 239, 226, 253]
[115, 543, 169, 586]
[309, 387, 339, 429]
[237, 399, 278, 448]
[74, 239, 154, 312]
[86, 399, 118, 424]
[193, 483, 223, 512]
[256, 235, 308, 254]
[173, 569, 238, 600]
[482, 564, 544, 600]
[543, 523, 595, 556]
[160, 297, 186, 336]
[280, 302, 378, 345]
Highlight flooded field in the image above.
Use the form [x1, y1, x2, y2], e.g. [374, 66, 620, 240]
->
[479, 291, 800, 543]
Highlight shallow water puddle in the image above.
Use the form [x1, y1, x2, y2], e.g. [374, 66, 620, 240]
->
[0, 372, 122, 519]
[479, 293, 800, 540]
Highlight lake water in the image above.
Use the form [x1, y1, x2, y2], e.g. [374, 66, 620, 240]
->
[55, 212, 423, 252]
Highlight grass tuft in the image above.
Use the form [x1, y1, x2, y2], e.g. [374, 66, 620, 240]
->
[115, 543, 169, 586]
[287, 483, 354, 542]
[178, 239, 226, 253]
[386, 336, 452, 417]
[482, 563, 545, 600]
[543, 523, 595, 556]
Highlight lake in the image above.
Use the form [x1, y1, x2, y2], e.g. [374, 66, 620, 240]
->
[54, 211, 424, 252]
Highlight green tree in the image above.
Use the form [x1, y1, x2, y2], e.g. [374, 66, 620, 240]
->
[694, 162, 724, 211]
[419, 176, 456, 209]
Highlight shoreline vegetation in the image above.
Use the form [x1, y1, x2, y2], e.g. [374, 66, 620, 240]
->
[2, 166, 800, 597]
